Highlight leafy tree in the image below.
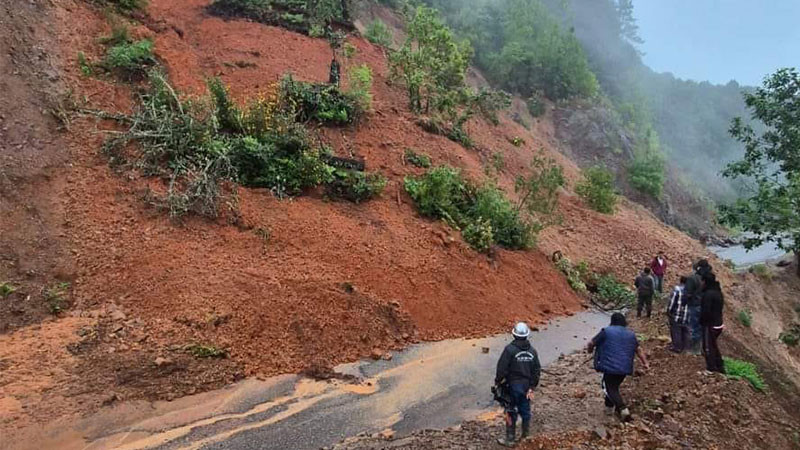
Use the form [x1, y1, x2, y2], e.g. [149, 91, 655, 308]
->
[514, 156, 565, 226]
[720, 68, 800, 276]
[365, 19, 393, 47]
[576, 166, 617, 214]
[389, 6, 472, 114]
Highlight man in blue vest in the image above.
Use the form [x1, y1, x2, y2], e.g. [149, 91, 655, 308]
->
[586, 313, 650, 421]
[495, 322, 541, 446]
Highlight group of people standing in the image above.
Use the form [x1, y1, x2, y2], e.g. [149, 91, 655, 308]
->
[666, 258, 726, 373]
[493, 254, 726, 446]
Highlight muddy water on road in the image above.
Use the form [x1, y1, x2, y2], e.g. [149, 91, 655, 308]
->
[15, 311, 610, 450]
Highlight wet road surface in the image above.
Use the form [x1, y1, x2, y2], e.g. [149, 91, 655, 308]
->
[24, 311, 610, 450]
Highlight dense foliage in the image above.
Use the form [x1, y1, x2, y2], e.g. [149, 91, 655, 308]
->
[209, 0, 355, 35]
[365, 19, 393, 47]
[105, 71, 383, 218]
[423, 0, 598, 101]
[404, 166, 535, 251]
[575, 166, 617, 214]
[103, 39, 156, 77]
[542, 0, 752, 202]
[389, 6, 509, 146]
[719, 68, 800, 274]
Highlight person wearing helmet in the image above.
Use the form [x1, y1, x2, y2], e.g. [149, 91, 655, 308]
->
[495, 322, 541, 447]
[586, 313, 650, 422]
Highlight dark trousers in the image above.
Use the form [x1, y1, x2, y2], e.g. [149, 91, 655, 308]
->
[702, 327, 725, 373]
[637, 293, 653, 318]
[669, 320, 690, 352]
[654, 275, 664, 293]
[688, 305, 702, 343]
[505, 383, 531, 426]
[602, 373, 627, 412]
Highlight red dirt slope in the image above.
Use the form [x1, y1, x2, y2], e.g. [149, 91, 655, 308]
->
[1, 0, 719, 432]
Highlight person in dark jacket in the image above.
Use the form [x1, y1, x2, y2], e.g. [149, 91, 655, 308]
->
[495, 322, 541, 446]
[686, 259, 713, 354]
[667, 276, 690, 352]
[700, 272, 726, 373]
[586, 313, 650, 421]
[634, 267, 656, 318]
[650, 251, 668, 293]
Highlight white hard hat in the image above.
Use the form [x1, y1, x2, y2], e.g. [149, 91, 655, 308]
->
[512, 322, 530, 338]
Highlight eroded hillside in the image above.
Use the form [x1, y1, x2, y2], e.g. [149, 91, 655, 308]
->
[0, 0, 790, 442]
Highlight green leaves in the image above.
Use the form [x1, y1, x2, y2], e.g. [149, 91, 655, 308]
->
[576, 166, 617, 214]
[721, 68, 800, 258]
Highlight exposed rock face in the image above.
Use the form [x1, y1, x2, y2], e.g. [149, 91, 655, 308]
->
[553, 103, 723, 241]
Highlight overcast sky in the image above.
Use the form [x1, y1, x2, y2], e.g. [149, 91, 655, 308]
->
[633, 0, 800, 86]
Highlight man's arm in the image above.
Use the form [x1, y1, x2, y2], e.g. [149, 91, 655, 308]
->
[495, 348, 511, 384]
[635, 346, 650, 371]
[586, 330, 604, 353]
[529, 351, 541, 389]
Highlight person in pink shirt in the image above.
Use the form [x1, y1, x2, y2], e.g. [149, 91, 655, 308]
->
[650, 251, 668, 294]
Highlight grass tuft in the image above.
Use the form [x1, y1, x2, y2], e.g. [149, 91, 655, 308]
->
[723, 357, 766, 392]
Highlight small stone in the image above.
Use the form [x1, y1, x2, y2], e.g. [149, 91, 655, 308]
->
[110, 310, 127, 321]
[382, 353, 393, 361]
[370, 348, 383, 360]
[481, 347, 490, 354]
[592, 426, 608, 440]
[154, 357, 172, 367]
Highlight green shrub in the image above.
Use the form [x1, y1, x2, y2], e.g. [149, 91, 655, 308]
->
[491, 152, 505, 172]
[186, 344, 227, 358]
[628, 148, 666, 198]
[462, 218, 494, 254]
[1, 282, 16, 299]
[555, 257, 587, 294]
[346, 64, 373, 115]
[404, 166, 535, 251]
[365, 19, 392, 47]
[527, 95, 545, 117]
[738, 309, 753, 327]
[104, 39, 155, 76]
[750, 264, 773, 281]
[280, 75, 363, 125]
[576, 166, 617, 214]
[470, 183, 534, 249]
[94, 0, 147, 13]
[77, 52, 92, 76]
[779, 324, 800, 347]
[44, 282, 70, 315]
[325, 169, 387, 203]
[404, 148, 431, 168]
[514, 157, 565, 227]
[510, 137, 525, 147]
[723, 357, 766, 391]
[404, 166, 471, 226]
[595, 274, 636, 307]
[105, 71, 381, 219]
[99, 22, 131, 46]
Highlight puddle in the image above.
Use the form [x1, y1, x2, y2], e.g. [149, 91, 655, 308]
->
[9, 310, 610, 450]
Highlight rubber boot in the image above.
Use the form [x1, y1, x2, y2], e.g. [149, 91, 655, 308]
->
[497, 422, 516, 447]
[520, 420, 530, 441]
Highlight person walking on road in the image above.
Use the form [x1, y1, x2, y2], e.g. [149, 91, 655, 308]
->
[495, 322, 541, 447]
[667, 276, 690, 353]
[587, 313, 650, 422]
[635, 267, 656, 318]
[700, 272, 726, 373]
[650, 251, 668, 294]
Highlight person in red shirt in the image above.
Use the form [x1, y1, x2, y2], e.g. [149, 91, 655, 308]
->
[650, 251, 668, 294]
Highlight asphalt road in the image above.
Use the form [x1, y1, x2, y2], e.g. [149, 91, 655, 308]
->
[45, 311, 611, 450]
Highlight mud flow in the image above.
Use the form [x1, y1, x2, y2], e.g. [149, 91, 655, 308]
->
[16, 312, 609, 450]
